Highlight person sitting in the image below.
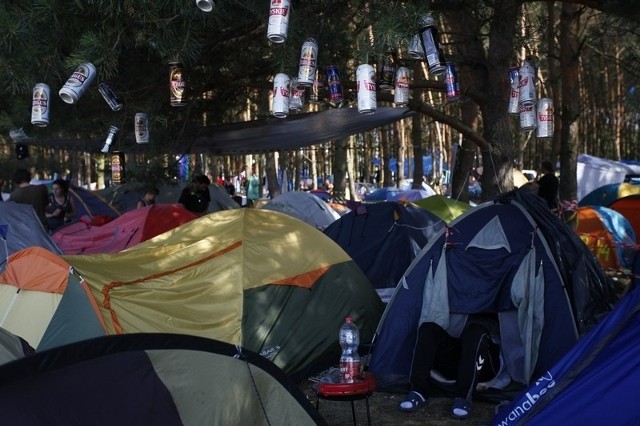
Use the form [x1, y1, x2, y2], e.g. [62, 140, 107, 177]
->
[137, 186, 160, 208]
[399, 314, 502, 420]
[178, 175, 211, 215]
[8, 169, 49, 227]
[45, 179, 77, 232]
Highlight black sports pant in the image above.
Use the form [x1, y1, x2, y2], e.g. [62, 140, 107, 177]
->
[409, 321, 500, 400]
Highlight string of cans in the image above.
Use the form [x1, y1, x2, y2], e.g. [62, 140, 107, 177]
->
[508, 60, 554, 138]
[267, 5, 459, 118]
[29, 60, 189, 154]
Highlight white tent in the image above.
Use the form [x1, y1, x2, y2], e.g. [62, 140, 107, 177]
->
[577, 154, 640, 201]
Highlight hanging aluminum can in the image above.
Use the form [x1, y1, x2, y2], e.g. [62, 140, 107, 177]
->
[98, 83, 123, 112]
[135, 112, 150, 144]
[418, 16, 446, 76]
[325, 65, 344, 107]
[518, 60, 536, 107]
[169, 62, 187, 107]
[31, 83, 51, 127]
[267, 0, 291, 43]
[101, 125, 119, 154]
[394, 66, 411, 107]
[196, 0, 215, 12]
[379, 54, 396, 90]
[519, 104, 536, 132]
[407, 35, 424, 60]
[356, 64, 377, 114]
[309, 69, 324, 104]
[507, 66, 520, 114]
[536, 98, 554, 138]
[297, 38, 318, 86]
[272, 73, 290, 118]
[289, 78, 305, 111]
[444, 62, 460, 101]
[111, 152, 125, 185]
[59, 62, 97, 104]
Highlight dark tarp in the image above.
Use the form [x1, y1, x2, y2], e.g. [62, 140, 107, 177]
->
[17, 107, 416, 155]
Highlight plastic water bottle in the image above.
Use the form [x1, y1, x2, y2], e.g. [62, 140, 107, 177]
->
[339, 316, 361, 383]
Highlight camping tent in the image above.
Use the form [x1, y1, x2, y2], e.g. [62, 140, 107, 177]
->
[52, 204, 197, 254]
[69, 186, 120, 222]
[323, 202, 445, 303]
[369, 190, 616, 394]
[493, 283, 640, 425]
[260, 191, 340, 230]
[577, 154, 640, 201]
[61, 209, 383, 379]
[609, 194, 640, 241]
[0, 328, 34, 366]
[578, 182, 640, 208]
[0, 333, 326, 426]
[574, 206, 637, 272]
[99, 182, 240, 213]
[0, 247, 106, 350]
[0, 203, 62, 260]
[413, 194, 472, 223]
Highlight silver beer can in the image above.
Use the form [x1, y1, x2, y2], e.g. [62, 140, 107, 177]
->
[272, 73, 290, 118]
[519, 104, 537, 132]
[196, 0, 215, 12]
[31, 83, 51, 127]
[59, 62, 97, 104]
[297, 38, 318, 86]
[418, 16, 446, 76]
[518, 60, 536, 107]
[135, 113, 150, 144]
[356, 64, 377, 114]
[98, 83, 123, 111]
[289, 78, 305, 111]
[394, 67, 411, 107]
[407, 34, 424, 60]
[101, 125, 119, 153]
[267, 0, 291, 43]
[536, 98, 554, 138]
[507, 66, 520, 115]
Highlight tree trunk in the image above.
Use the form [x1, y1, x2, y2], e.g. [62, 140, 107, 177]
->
[559, 2, 582, 203]
[265, 151, 279, 199]
[333, 138, 348, 200]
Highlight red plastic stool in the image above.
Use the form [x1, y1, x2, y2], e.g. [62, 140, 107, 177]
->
[313, 373, 376, 426]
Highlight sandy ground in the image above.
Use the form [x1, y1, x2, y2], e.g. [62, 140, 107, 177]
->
[300, 380, 498, 426]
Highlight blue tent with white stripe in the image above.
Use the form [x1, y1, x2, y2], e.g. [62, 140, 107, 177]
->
[493, 282, 640, 425]
[368, 190, 616, 398]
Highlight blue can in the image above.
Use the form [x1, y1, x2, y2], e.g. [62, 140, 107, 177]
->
[325, 65, 343, 106]
[444, 62, 460, 101]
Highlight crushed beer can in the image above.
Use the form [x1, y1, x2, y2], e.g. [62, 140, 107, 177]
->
[135, 112, 150, 144]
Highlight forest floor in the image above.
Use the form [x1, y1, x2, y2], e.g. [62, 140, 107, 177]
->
[299, 379, 499, 426]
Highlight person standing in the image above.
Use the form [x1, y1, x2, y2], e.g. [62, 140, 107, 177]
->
[45, 179, 77, 232]
[8, 169, 49, 227]
[246, 172, 260, 207]
[178, 175, 211, 215]
[534, 160, 559, 210]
